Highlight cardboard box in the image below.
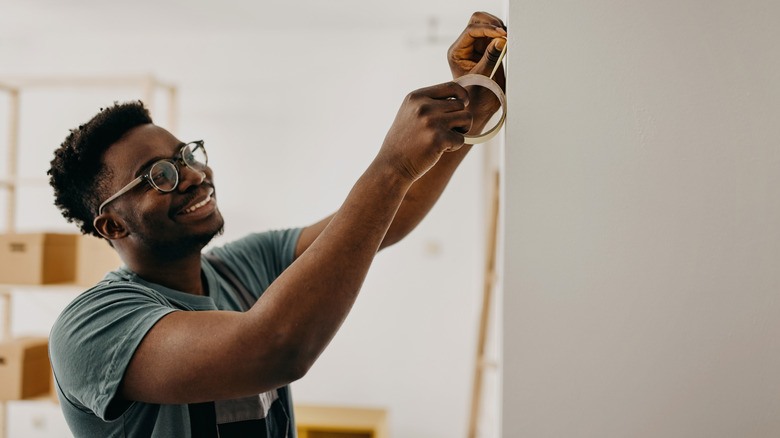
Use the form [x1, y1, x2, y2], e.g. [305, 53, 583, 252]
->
[75, 234, 122, 286]
[0, 233, 78, 284]
[0, 337, 51, 400]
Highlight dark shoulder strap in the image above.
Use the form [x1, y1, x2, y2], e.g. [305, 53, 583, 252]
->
[201, 253, 298, 437]
[203, 253, 256, 311]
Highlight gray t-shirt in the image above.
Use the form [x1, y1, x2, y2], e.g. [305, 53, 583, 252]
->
[49, 229, 302, 438]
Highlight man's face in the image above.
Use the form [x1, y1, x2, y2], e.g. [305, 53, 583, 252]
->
[101, 123, 225, 258]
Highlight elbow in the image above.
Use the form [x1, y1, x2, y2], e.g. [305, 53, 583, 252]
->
[286, 358, 312, 383]
[380, 225, 412, 250]
[243, 350, 312, 393]
[273, 345, 316, 385]
[382, 214, 423, 250]
[379, 236, 400, 251]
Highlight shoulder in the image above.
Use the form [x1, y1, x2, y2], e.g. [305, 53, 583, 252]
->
[215, 229, 303, 254]
[50, 280, 177, 358]
[204, 228, 303, 296]
[208, 228, 303, 268]
[49, 280, 179, 415]
[55, 281, 171, 324]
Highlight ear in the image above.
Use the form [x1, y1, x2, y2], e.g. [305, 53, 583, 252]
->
[93, 213, 129, 241]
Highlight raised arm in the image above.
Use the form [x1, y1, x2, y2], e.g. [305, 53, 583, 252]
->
[118, 81, 473, 405]
[295, 12, 507, 255]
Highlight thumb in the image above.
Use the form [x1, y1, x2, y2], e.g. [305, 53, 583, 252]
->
[473, 37, 506, 77]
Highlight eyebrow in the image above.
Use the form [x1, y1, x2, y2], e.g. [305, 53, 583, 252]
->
[132, 142, 186, 177]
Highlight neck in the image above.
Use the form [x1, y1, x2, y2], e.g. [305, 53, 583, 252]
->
[118, 246, 207, 296]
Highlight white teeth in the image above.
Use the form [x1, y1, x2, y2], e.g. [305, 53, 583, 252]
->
[184, 194, 211, 213]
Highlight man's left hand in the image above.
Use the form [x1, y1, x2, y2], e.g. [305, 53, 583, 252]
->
[448, 11, 507, 128]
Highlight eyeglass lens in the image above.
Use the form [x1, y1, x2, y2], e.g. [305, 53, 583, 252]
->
[149, 161, 179, 192]
[147, 142, 208, 192]
[183, 142, 207, 171]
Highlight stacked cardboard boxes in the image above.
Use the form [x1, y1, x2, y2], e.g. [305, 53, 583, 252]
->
[0, 233, 121, 402]
[0, 337, 50, 400]
[0, 233, 77, 284]
[0, 233, 121, 286]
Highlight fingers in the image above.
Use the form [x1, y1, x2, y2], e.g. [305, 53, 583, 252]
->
[449, 11, 507, 78]
[416, 81, 470, 105]
[438, 103, 473, 149]
[476, 37, 506, 80]
[469, 11, 506, 29]
[460, 23, 507, 44]
[380, 80, 477, 181]
[446, 110, 473, 142]
[407, 82, 473, 148]
[486, 37, 506, 64]
[465, 11, 507, 43]
[433, 110, 472, 153]
[418, 82, 473, 126]
[452, 23, 506, 60]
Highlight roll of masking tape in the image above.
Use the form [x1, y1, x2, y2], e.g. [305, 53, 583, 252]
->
[454, 74, 507, 144]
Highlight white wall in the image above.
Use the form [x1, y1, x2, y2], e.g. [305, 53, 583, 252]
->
[0, 2, 504, 437]
[503, 1, 780, 437]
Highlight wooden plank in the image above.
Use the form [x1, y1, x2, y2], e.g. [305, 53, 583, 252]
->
[0, 177, 49, 187]
[5, 89, 19, 233]
[0, 401, 5, 438]
[0, 75, 175, 89]
[1, 289, 10, 341]
[467, 170, 500, 438]
[168, 86, 178, 134]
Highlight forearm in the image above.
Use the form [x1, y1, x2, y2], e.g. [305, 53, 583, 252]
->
[119, 162, 420, 404]
[381, 11, 506, 249]
[380, 108, 495, 249]
[381, 143, 473, 248]
[245, 160, 411, 379]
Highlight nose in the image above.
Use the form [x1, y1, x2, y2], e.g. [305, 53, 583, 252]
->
[176, 165, 207, 192]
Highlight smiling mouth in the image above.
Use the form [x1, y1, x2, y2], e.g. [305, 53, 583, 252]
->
[181, 193, 213, 214]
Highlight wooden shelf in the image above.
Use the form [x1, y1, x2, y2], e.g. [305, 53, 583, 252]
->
[0, 75, 176, 90]
[0, 283, 84, 291]
[0, 74, 177, 438]
[0, 177, 49, 188]
[0, 74, 178, 233]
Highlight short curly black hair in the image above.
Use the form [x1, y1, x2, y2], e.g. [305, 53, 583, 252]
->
[48, 101, 153, 238]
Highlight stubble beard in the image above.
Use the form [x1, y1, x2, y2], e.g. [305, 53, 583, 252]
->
[137, 214, 226, 261]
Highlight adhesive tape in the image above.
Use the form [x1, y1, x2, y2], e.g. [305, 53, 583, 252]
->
[454, 74, 507, 145]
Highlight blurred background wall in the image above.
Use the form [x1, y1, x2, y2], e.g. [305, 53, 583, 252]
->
[0, 1, 505, 437]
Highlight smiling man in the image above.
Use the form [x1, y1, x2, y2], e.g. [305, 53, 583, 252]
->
[47, 12, 506, 438]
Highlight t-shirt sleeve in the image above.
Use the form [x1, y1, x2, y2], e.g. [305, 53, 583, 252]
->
[49, 283, 177, 421]
[207, 228, 303, 299]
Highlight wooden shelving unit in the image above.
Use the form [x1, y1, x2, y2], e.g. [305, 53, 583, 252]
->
[0, 75, 177, 232]
[0, 75, 177, 438]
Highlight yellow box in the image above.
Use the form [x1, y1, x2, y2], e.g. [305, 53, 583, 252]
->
[0, 233, 78, 284]
[75, 234, 122, 286]
[0, 337, 51, 400]
[295, 405, 388, 438]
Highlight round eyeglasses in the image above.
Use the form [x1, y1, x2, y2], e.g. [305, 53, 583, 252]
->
[98, 141, 208, 215]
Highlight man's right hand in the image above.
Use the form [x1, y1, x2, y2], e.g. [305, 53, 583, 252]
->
[376, 81, 473, 182]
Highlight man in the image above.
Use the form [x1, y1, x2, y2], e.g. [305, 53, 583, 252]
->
[48, 11, 506, 438]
